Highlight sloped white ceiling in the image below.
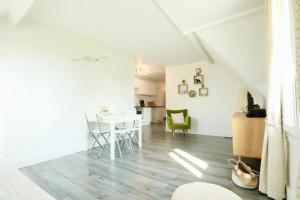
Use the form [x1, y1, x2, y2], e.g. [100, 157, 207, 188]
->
[196, 11, 267, 94]
[154, 0, 265, 32]
[0, 0, 267, 89]
[28, 0, 201, 67]
[0, 0, 11, 12]
[155, 0, 267, 95]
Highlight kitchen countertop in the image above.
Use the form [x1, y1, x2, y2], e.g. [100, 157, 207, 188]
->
[135, 106, 165, 108]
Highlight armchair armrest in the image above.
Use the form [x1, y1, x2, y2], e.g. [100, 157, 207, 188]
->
[185, 116, 191, 127]
[167, 116, 173, 127]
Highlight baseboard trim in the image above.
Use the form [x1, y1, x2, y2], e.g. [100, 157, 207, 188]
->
[196, 132, 232, 138]
[165, 128, 231, 137]
[10, 144, 85, 169]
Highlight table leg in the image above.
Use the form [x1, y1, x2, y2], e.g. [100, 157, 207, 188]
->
[110, 123, 115, 160]
[138, 119, 142, 149]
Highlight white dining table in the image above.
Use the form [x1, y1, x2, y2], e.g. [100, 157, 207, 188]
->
[100, 114, 142, 160]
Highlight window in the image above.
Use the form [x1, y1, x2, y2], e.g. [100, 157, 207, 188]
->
[291, 0, 300, 131]
[281, 0, 297, 131]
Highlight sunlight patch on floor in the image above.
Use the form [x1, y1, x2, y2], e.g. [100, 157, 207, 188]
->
[169, 152, 203, 178]
[174, 148, 208, 169]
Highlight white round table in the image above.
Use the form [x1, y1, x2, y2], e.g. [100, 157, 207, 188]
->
[171, 182, 241, 200]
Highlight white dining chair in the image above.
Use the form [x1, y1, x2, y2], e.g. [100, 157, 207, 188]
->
[115, 111, 140, 151]
[117, 123, 141, 157]
[115, 128, 133, 157]
[85, 113, 110, 158]
[127, 120, 140, 146]
[96, 113, 133, 159]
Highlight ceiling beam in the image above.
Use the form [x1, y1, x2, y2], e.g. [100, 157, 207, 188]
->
[183, 5, 265, 35]
[185, 33, 213, 63]
[151, 0, 213, 63]
[9, 0, 35, 26]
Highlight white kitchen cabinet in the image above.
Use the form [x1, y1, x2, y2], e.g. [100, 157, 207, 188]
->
[136, 107, 152, 125]
[142, 107, 152, 125]
[134, 79, 157, 96]
[151, 107, 165, 123]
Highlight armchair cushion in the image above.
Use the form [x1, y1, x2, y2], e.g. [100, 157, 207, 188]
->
[167, 109, 187, 118]
[167, 109, 191, 130]
[171, 113, 185, 124]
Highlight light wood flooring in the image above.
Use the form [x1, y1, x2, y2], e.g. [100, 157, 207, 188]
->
[21, 123, 270, 200]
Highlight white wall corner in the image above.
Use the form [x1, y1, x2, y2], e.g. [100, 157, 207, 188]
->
[190, 131, 232, 137]
[164, 126, 231, 138]
[11, 144, 85, 169]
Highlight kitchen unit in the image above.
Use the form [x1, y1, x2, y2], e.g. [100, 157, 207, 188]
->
[136, 107, 152, 125]
[134, 78, 165, 126]
[136, 106, 165, 125]
[151, 106, 165, 122]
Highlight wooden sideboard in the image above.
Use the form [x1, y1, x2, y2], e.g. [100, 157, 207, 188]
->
[232, 112, 265, 159]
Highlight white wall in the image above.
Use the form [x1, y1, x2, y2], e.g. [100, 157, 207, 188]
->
[166, 62, 244, 137]
[0, 19, 134, 168]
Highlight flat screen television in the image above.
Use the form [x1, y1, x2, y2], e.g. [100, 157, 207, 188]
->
[247, 92, 254, 110]
[246, 92, 266, 117]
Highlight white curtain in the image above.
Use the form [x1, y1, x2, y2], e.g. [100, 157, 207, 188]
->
[293, 0, 300, 198]
[259, 0, 290, 199]
[297, 163, 300, 200]
[293, 0, 300, 114]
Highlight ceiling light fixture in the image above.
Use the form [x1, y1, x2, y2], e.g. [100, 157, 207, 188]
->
[71, 56, 108, 62]
[136, 67, 147, 75]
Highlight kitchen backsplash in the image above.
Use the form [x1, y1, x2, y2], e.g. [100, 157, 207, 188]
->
[135, 94, 158, 106]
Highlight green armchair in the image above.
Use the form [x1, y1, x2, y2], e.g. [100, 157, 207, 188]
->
[166, 109, 191, 136]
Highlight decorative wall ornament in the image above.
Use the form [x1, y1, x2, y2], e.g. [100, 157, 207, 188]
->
[178, 80, 188, 94]
[194, 67, 209, 96]
[194, 67, 203, 84]
[189, 90, 197, 97]
[195, 68, 202, 75]
[194, 74, 203, 84]
[135, 67, 147, 75]
[199, 85, 208, 96]
[178, 67, 209, 96]
[71, 56, 108, 62]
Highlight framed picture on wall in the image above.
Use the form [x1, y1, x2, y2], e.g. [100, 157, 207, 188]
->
[178, 80, 188, 94]
[199, 87, 208, 96]
[194, 75, 203, 84]
[189, 90, 197, 97]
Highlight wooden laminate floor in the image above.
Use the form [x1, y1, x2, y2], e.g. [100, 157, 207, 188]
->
[21, 123, 270, 200]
